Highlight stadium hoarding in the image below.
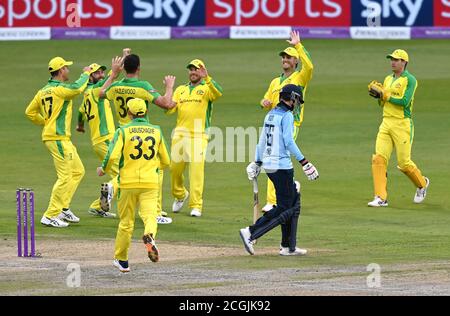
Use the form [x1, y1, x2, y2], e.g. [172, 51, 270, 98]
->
[0, 26, 50, 40]
[351, 0, 434, 27]
[171, 26, 229, 39]
[350, 26, 411, 39]
[110, 26, 171, 40]
[52, 27, 110, 39]
[292, 26, 351, 39]
[434, 0, 450, 26]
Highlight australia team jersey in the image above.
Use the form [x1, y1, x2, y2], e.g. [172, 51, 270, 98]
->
[106, 78, 161, 127]
[25, 72, 90, 141]
[168, 76, 223, 138]
[78, 78, 115, 145]
[262, 43, 313, 127]
[102, 118, 170, 189]
[382, 70, 418, 119]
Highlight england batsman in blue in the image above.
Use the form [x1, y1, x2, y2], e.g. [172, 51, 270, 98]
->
[241, 84, 319, 256]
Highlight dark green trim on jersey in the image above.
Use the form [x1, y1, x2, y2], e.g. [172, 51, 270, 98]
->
[107, 77, 161, 99]
[60, 73, 89, 90]
[205, 101, 213, 130]
[56, 100, 69, 135]
[388, 71, 417, 118]
[56, 140, 64, 158]
[210, 79, 223, 93]
[102, 127, 121, 170]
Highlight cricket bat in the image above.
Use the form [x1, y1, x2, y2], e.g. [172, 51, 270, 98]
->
[252, 178, 260, 224]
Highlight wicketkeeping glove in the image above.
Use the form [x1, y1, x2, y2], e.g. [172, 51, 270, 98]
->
[368, 80, 385, 99]
[301, 161, 319, 181]
[246, 162, 262, 181]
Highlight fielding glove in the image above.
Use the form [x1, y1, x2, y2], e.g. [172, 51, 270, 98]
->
[368, 80, 385, 99]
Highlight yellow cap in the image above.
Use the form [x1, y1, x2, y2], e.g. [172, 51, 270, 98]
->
[386, 49, 409, 62]
[127, 98, 147, 116]
[48, 56, 73, 72]
[186, 59, 205, 69]
[89, 63, 107, 73]
[279, 47, 299, 59]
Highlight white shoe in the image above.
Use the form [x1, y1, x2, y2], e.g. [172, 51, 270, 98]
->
[172, 191, 189, 213]
[58, 209, 80, 223]
[190, 209, 202, 217]
[280, 247, 307, 256]
[161, 211, 168, 217]
[295, 180, 300, 193]
[100, 183, 114, 212]
[41, 216, 69, 228]
[113, 259, 130, 273]
[414, 177, 430, 204]
[262, 203, 274, 213]
[239, 227, 255, 255]
[157, 216, 173, 224]
[367, 196, 388, 207]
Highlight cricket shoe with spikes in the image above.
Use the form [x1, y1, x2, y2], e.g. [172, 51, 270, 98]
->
[100, 183, 114, 212]
[143, 234, 159, 262]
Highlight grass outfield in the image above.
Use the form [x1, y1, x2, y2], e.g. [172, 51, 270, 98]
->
[1, 39, 450, 269]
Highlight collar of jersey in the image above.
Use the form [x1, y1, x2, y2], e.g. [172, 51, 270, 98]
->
[132, 118, 148, 123]
[392, 70, 410, 78]
[47, 78, 62, 85]
[122, 77, 139, 82]
[187, 80, 205, 87]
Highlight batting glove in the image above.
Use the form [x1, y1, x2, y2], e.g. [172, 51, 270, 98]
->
[246, 162, 262, 181]
[301, 160, 319, 181]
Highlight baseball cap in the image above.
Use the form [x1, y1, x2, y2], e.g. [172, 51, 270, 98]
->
[279, 47, 299, 59]
[186, 59, 205, 69]
[48, 57, 73, 73]
[386, 49, 409, 62]
[89, 63, 107, 73]
[127, 98, 147, 116]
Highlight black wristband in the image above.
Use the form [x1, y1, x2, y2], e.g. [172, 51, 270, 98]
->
[256, 161, 262, 166]
[299, 159, 309, 166]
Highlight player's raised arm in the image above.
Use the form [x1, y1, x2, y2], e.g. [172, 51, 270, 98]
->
[99, 56, 124, 99]
[198, 65, 223, 101]
[288, 30, 314, 84]
[54, 66, 92, 99]
[154, 75, 176, 109]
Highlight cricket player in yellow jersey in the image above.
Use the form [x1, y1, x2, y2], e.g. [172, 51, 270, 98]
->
[367, 49, 429, 207]
[168, 59, 223, 217]
[25, 57, 93, 227]
[97, 98, 170, 272]
[102, 53, 175, 223]
[260, 30, 314, 212]
[77, 57, 124, 218]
